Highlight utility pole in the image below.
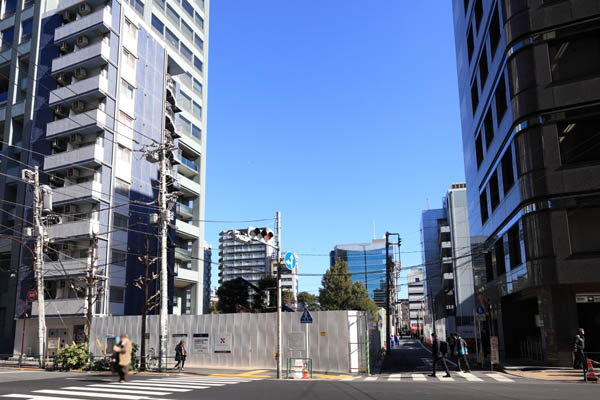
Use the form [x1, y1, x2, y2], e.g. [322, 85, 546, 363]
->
[275, 211, 282, 379]
[384, 232, 400, 351]
[158, 141, 169, 372]
[85, 232, 99, 352]
[135, 235, 159, 371]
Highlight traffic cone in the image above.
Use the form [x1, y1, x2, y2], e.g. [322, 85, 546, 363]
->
[586, 359, 597, 382]
[302, 366, 309, 379]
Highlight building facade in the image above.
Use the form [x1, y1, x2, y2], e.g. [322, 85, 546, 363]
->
[407, 267, 424, 336]
[270, 253, 299, 308]
[452, 0, 600, 364]
[0, 0, 209, 356]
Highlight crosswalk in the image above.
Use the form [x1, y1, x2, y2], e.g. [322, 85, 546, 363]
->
[342, 372, 518, 383]
[1, 376, 259, 400]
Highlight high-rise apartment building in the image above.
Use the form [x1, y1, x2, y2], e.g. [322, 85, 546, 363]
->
[270, 253, 298, 307]
[218, 228, 275, 290]
[0, 0, 209, 356]
[407, 267, 424, 336]
[452, 0, 600, 364]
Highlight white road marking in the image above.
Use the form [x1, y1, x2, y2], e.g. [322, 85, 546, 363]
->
[388, 374, 402, 381]
[0, 372, 24, 374]
[146, 380, 226, 387]
[34, 389, 170, 400]
[487, 373, 513, 382]
[364, 377, 378, 381]
[3, 395, 88, 400]
[411, 374, 427, 381]
[436, 375, 454, 382]
[66, 386, 174, 395]
[114, 382, 209, 389]
[456, 372, 483, 381]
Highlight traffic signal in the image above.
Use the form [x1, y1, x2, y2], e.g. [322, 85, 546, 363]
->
[247, 227, 274, 242]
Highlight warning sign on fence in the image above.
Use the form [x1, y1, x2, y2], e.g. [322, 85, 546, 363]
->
[214, 333, 232, 353]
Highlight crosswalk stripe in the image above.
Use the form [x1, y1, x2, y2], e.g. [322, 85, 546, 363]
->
[113, 382, 210, 389]
[487, 373, 513, 382]
[3, 395, 88, 400]
[388, 374, 402, 381]
[436, 375, 454, 382]
[364, 377, 378, 381]
[457, 372, 483, 382]
[146, 380, 226, 387]
[411, 374, 427, 381]
[151, 378, 249, 383]
[65, 386, 174, 395]
[34, 389, 170, 400]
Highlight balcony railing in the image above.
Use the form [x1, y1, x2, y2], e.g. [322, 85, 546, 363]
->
[52, 41, 110, 73]
[176, 203, 193, 219]
[54, 6, 111, 43]
[175, 247, 193, 260]
[45, 257, 90, 278]
[44, 143, 104, 170]
[49, 74, 109, 105]
[32, 298, 85, 316]
[52, 180, 103, 203]
[47, 219, 99, 239]
[46, 109, 107, 138]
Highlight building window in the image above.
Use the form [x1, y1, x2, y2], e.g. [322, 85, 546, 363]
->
[475, 133, 484, 167]
[479, 44, 488, 83]
[181, 20, 193, 42]
[124, 18, 138, 39]
[180, 43, 193, 61]
[153, 0, 165, 9]
[474, 0, 483, 30]
[182, 0, 194, 17]
[507, 224, 521, 268]
[193, 101, 202, 120]
[118, 145, 132, 163]
[549, 29, 600, 83]
[112, 250, 127, 266]
[489, 171, 500, 210]
[489, 6, 501, 56]
[114, 178, 130, 197]
[195, 12, 204, 30]
[20, 18, 32, 43]
[501, 148, 515, 193]
[122, 48, 136, 69]
[558, 118, 600, 165]
[110, 286, 125, 303]
[194, 56, 203, 73]
[192, 124, 201, 139]
[179, 90, 192, 111]
[121, 79, 135, 99]
[166, 3, 180, 26]
[177, 115, 192, 133]
[467, 26, 474, 61]
[568, 206, 600, 254]
[471, 80, 478, 114]
[194, 33, 203, 52]
[113, 213, 128, 230]
[484, 108, 493, 148]
[151, 14, 164, 34]
[165, 27, 179, 49]
[193, 78, 202, 96]
[484, 251, 493, 282]
[495, 239, 506, 276]
[1, 27, 14, 51]
[480, 190, 488, 223]
[495, 75, 507, 122]
[463, 0, 469, 14]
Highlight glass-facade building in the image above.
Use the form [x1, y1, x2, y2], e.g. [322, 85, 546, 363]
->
[452, 0, 600, 365]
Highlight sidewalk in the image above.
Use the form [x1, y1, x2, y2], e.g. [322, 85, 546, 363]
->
[503, 366, 589, 382]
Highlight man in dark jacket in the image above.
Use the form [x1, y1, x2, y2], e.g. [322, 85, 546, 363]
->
[573, 328, 586, 370]
[429, 333, 451, 378]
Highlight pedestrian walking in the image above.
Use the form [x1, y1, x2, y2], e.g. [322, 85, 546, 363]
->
[113, 333, 132, 383]
[573, 328, 586, 371]
[428, 333, 451, 378]
[395, 334, 400, 348]
[454, 333, 471, 372]
[174, 340, 187, 371]
[447, 334, 456, 361]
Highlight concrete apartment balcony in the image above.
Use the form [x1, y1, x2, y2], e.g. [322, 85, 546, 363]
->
[441, 241, 451, 249]
[178, 131, 202, 157]
[32, 298, 85, 316]
[44, 143, 104, 171]
[175, 247, 193, 261]
[178, 174, 201, 196]
[52, 180, 103, 204]
[47, 219, 99, 240]
[440, 226, 450, 233]
[176, 203, 193, 220]
[54, 6, 111, 43]
[175, 265, 199, 284]
[177, 155, 198, 178]
[442, 256, 452, 265]
[49, 74, 109, 106]
[46, 109, 107, 139]
[45, 257, 89, 278]
[175, 220, 200, 240]
[52, 41, 110, 74]
[443, 272, 454, 281]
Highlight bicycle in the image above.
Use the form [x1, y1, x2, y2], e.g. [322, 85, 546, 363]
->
[145, 347, 159, 370]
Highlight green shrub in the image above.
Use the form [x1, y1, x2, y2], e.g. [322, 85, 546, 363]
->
[55, 344, 89, 371]
[85, 356, 109, 371]
[130, 342, 139, 372]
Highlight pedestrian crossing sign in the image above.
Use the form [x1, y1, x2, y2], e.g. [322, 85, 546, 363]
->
[300, 308, 313, 323]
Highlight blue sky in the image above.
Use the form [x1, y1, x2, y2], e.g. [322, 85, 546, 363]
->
[204, 1, 466, 299]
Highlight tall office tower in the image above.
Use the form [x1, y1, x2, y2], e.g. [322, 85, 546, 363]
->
[452, 0, 600, 364]
[218, 229, 275, 291]
[331, 238, 398, 305]
[407, 267, 424, 336]
[0, 0, 209, 356]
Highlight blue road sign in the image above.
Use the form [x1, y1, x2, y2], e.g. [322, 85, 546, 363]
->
[284, 252, 297, 271]
[300, 308, 313, 323]
[476, 305, 485, 315]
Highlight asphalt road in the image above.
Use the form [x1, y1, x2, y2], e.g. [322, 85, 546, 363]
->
[0, 339, 597, 400]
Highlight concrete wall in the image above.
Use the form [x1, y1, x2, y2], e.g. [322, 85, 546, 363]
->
[89, 310, 368, 373]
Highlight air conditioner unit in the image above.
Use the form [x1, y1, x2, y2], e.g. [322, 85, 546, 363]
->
[67, 168, 80, 178]
[59, 41, 73, 54]
[72, 100, 85, 113]
[54, 105, 68, 118]
[51, 138, 63, 149]
[69, 134, 82, 144]
[79, 2, 92, 16]
[56, 73, 70, 86]
[76, 35, 89, 48]
[61, 10, 76, 22]
[64, 205, 78, 213]
[74, 67, 87, 80]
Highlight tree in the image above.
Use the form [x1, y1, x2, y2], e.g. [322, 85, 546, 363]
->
[319, 259, 354, 310]
[282, 290, 295, 309]
[133, 235, 159, 371]
[252, 276, 276, 313]
[216, 278, 249, 313]
[319, 258, 378, 316]
[297, 291, 319, 311]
